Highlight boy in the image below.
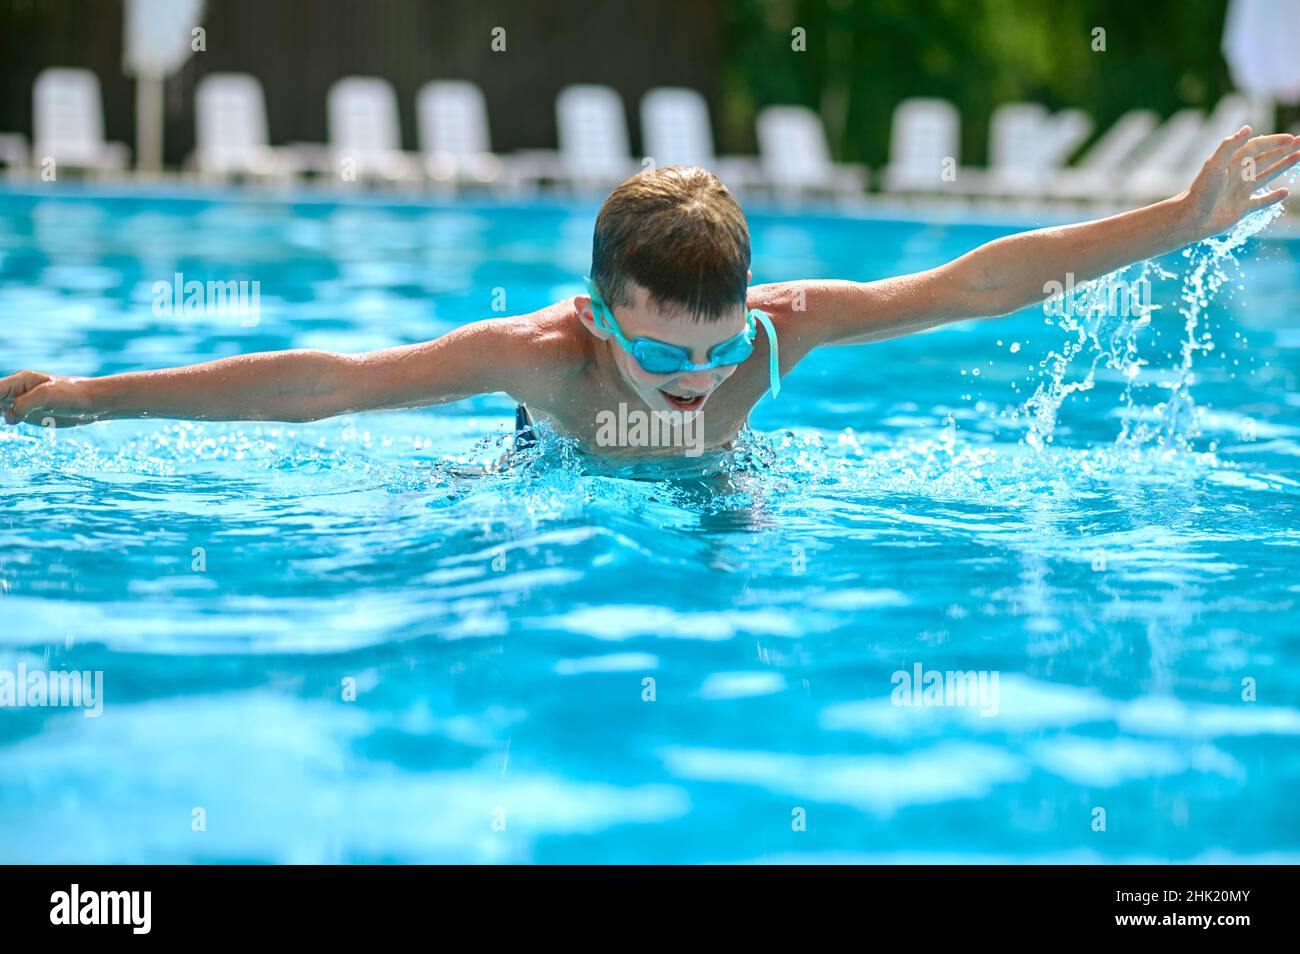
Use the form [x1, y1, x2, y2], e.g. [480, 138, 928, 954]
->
[2, 128, 1297, 459]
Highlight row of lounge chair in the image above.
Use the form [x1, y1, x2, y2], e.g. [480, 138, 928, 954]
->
[0, 67, 1269, 204]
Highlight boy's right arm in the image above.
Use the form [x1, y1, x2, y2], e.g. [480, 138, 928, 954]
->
[1, 316, 544, 427]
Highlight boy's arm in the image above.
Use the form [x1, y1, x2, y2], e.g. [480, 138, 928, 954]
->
[1, 316, 547, 427]
[792, 128, 1298, 350]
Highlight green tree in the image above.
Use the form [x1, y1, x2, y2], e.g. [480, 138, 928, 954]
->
[721, 0, 1236, 167]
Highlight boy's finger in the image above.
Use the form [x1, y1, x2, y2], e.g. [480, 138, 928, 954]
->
[1213, 126, 1252, 164]
[1248, 186, 1290, 209]
[0, 374, 24, 405]
[1238, 133, 1299, 161]
[0, 371, 44, 405]
[9, 385, 48, 424]
[1255, 152, 1300, 186]
[1253, 144, 1297, 169]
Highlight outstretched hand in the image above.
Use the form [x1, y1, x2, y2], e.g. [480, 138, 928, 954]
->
[0, 370, 93, 427]
[1182, 126, 1300, 240]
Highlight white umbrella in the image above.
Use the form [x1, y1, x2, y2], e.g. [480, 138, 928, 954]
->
[123, 0, 206, 171]
[1222, 0, 1300, 132]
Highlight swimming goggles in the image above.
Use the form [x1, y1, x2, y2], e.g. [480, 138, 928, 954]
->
[584, 277, 781, 397]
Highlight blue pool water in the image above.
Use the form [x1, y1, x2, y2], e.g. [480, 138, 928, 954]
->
[1, 186, 1298, 863]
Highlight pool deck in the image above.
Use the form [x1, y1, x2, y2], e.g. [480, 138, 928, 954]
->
[2, 173, 1297, 239]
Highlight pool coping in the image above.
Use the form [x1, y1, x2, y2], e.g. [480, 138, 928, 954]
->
[2, 180, 1297, 239]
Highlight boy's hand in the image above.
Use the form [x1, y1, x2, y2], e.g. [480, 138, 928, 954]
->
[1181, 127, 1300, 241]
[810, 128, 1298, 348]
[0, 370, 94, 427]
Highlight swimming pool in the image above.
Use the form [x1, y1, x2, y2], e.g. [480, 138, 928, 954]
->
[1, 186, 1298, 863]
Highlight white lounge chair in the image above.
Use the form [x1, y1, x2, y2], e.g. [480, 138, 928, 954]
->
[878, 98, 962, 194]
[0, 133, 28, 177]
[32, 68, 129, 176]
[961, 103, 1094, 197]
[326, 76, 422, 185]
[1035, 109, 1094, 176]
[553, 84, 639, 191]
[641, 87, 714, 168]
[990, 103, 1050, 166]
[1118, 95, 1258, 201]
[1048, 110, 1160, 200]
[639, 86, 762, 191]
[415, 80, 504, 187]
[1173, 93, 1256, 184]
[755, 105, 866, 201]
[189, 73, 301, 183]
[971, 102, 1050, 195]
[1120, 108, 1207, 200]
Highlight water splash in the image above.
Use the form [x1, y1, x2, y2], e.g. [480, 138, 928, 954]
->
[1017, 261, 1163, 451]
[1149, 200, 1289, 446]
[1016, 194, 1290, 455]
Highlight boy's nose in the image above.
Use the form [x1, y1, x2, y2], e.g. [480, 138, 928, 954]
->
[673, 371, 714, 394]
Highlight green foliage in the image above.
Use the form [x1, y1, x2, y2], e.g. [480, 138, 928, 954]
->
[721, 0, 1235, 165]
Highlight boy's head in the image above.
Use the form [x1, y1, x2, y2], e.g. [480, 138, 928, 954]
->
[581, 165, 754, 415]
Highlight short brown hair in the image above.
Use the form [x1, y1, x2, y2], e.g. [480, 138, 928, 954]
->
[591, 165, 750, 322]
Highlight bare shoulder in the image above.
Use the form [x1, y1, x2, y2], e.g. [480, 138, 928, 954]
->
[502, 300, 592, 371]
[748, 275, 949, 350]
[745, 279, 866, 364]
[490, 299, 594, 406]
[748, 278, 890, 321]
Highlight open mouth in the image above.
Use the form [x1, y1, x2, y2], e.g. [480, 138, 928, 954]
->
[658, 389, 707, 412]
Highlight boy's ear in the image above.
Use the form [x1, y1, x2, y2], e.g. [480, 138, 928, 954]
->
[574, 295, 607, 338]
[747, 269, 752, 284]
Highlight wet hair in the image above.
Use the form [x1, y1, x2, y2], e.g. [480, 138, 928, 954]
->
[591, 165, 750, 322]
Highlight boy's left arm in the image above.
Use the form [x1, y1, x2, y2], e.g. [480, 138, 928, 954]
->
[758, 128, 1298, 358]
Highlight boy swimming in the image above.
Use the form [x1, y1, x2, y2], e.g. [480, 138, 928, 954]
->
[2, 128, 1297, 459]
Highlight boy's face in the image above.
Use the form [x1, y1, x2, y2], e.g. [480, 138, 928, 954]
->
[579, 278, 751, 417]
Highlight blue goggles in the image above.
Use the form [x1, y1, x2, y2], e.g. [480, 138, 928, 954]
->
[584, 278, 781, 398]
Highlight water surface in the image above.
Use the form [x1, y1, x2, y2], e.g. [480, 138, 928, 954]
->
[1, 187, 1298, 862]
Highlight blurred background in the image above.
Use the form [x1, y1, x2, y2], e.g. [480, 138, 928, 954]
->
[0, 0, 1296, 194]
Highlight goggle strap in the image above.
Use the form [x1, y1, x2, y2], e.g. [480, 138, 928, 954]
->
[584, 277, 617, 336]
[751, 309, 782, 398]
